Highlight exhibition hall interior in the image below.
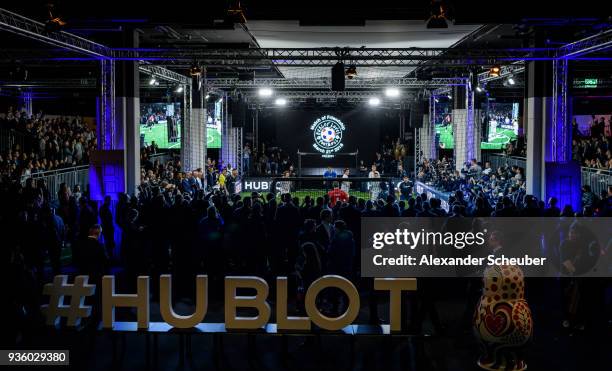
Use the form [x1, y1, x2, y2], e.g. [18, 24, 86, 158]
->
[1, 1, 611, 370]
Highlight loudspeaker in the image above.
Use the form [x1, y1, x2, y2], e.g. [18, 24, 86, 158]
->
[409, 100, 428, 128]
[230, 96, 247, 127]
[331, 62, 345, 91]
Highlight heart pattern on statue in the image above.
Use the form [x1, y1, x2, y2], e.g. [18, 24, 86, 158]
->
[483, 303, 512, 337]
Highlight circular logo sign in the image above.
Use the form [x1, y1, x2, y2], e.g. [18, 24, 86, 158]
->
[310, 115, 345, 157]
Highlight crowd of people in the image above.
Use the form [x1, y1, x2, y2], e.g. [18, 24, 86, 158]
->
[0, 109, 96, 180]
[3, 115, 610, 344]
[572, 116, 612, 171]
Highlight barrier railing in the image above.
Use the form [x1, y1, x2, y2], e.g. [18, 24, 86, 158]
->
[147, 151, 177, 165]
[20, 165, 90, 201]
[581, 167, 611, 196]
[488, 153, 527, 171]
[0, 127, 26, 152]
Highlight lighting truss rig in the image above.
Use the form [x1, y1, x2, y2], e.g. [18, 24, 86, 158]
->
[206, 77, 467, 89]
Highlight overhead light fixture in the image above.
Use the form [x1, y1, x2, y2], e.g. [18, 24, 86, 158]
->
[476, 85, 484, 93]
[426, 0, 449, 29]
[505, 75, 516, 86]
[489, 65, 501, 78]
[385, 88, 400, 97]
[345, 65, 357, 79]
[149, 77, 157, 86]
[189, 64, 202, 77]
[447, 93, 452, 100]
[44, 3, 67, 32]
[275, 98, 287, 106]
[368, 97, 380, 106]
[258, 88, 273, 97]
[175, 86, 184, 93]
[205, 94, 210, 100]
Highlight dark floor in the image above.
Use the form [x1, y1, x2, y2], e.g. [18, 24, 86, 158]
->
[13, 276, 612, 371]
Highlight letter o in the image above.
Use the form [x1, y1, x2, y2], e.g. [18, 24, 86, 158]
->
[305, 275, 360, 331]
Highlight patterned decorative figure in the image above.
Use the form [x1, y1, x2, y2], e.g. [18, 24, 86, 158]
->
[474, 265, 532, 371]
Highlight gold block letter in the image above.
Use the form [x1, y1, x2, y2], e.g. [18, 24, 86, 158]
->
[276, 277, 311, 331]
[374, 278, 417, 332]
[160, 274, 208, 328]
[305, 275, 360, 331]
[102, 275, 150, 329]
[225, 276, 271, 330]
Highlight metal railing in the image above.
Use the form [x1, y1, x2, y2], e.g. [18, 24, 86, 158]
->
[487, 153, 527, 171]
[0, 127, 25, 152]
[581, 167, 611, 196]
[147, 151, 176, 165]
[20, 165, 89, 201]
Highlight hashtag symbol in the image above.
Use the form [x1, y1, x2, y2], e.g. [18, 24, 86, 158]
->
[41, 275, 96, 327]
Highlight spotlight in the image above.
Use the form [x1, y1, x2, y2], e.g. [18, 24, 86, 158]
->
[44, 4, 67, 32]
[426, 0, 448, 29]
[368, 97, 380, 106]
[489, 65, 501, 78]
[275, 98, 287, 106]
[175, 86, 184, 93]
[205, 94, 210, 100]
[447, 93, 452, 100]
[149, 77, 157, 86]
[505, 75, 516, 85]
[476, 85, 484, 93]
[189, 64, 202, 77]
[345, 65, 357, 80]
[258, 88, 273, 97]
[385, 88, 400, 97]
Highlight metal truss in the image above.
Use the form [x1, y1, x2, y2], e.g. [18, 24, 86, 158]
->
[119, 47, 548, 67]
[478, 64, 525, 84]
[0, 8, 110, 57]
[207, 77, 467, 89]
[243, 90, 408, 100]
[99, 59, 116, 150]
[558, 28, 612, 58]
[0, 78, 97, 89]
[139, 64, 190, 85]
[551, 58, 570, 162]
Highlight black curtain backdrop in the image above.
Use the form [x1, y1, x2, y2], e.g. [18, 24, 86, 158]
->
[258, 107, 399, 167]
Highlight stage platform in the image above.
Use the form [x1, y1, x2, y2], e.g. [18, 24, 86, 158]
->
[299, 167, 360, 176]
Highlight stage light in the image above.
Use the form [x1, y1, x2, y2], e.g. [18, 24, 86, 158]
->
[505, 75, 516, 85]
[385, 88, 400, 97]
[426, 0, 448, 29]
[44, 3, 67, 32]
[205, 94, 210, 100]
[189, 64, 202, 77]
[447, 93, 452, 100]
[149, 77, 157, 86]
[368, 97, 380, 106]
[489, 65, 501, 78]
[258, 88, 273, 97]
[476, 85, 484, 93]
[345, 65, 357, 80]
[275, 98, 287, 106]
[175, 86, 184, 93]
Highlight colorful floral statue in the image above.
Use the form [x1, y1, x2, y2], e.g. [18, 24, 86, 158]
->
[474, 265, 532, 371]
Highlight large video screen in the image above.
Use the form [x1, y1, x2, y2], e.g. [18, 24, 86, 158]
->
[207, 99, 222, 149]
[434, 100, 454, 149]
[481, 102, 519, 150]
[140, 103, 181, 149]
[433, 100, 519, 150]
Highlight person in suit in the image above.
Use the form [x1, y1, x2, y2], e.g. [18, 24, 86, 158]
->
[99, 195, 115, 259]
[77, 225, 109, 285]
[316, 209, 334, 252]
